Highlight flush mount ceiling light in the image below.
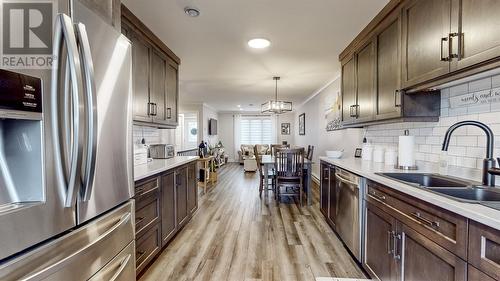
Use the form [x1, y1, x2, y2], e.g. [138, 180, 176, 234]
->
[248, 38, 271, 49]
[184, 7, 200, 17]
[261, 77, 292, 114]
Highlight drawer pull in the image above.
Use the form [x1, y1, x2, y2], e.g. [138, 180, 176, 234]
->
[411, 212, 440, 229]
[135, 216, 145, 224]
[370, 190, 386, 201]
[387, 230, 394, 255]
[392, 232, 401, 260]
[136, 187, 144, 194]
[137, 250, 145, 258]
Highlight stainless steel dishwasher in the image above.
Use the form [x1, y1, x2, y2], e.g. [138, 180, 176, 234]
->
[334, 167, 364, 262]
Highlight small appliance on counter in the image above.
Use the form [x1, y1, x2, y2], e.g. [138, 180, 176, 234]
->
[149, 144, 175, 159]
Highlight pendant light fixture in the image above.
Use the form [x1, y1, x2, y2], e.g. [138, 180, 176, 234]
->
[261, 76, 292, 114]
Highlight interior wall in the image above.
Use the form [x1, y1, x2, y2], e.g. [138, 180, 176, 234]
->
[202, 104, 219, 146]
[292, 78, 364, 178]
[218, 113, 236, 162]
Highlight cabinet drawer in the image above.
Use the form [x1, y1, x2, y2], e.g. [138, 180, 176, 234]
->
[469, 221, 500, 280]
[135, 176, 159, 197]
[135, 223, 161, 275]
[135, 189, 160, 237]
[366, 181, 468, 259]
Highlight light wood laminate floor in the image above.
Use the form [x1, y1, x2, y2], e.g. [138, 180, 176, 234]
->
[140, 163, 366, 281]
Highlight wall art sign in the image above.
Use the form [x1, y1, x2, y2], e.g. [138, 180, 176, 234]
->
[281, 123, 290, 135]
[449, 87, 500, 108]
[299, 113, 305, 135]
[324, 90, 342, 131]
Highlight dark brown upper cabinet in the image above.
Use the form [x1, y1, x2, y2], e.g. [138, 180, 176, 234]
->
[341, 56, 357, 124]
[356, 41, 376, 123]
[121, 5, 180, 128]
[451, 0, 500, 71]
[401, 0, 452, 88]
[376, 14, 402, 120]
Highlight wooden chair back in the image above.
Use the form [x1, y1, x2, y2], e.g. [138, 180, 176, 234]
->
[274, 148, 304, 180]
[306, 145, 315, 161]
[254, 145, 263, 177]
[271, 144, 289, 156]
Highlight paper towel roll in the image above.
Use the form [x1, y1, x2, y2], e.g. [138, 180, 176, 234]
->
[398, 135, 416, 168]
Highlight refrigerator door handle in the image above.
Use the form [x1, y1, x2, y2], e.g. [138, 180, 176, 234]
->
[75, 22, 98, 202]
[20, 212, 131, 280]
[51, 14, 85, 208]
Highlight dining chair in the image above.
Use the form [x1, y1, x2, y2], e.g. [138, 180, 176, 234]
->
[306, 145, 314, 161]
[255, 146, 275, 197]
[274, 147, 305, 206]
[271, 144, 289, 157]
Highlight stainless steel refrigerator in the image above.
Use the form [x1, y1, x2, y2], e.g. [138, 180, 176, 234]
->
[0, 0, 134, 279]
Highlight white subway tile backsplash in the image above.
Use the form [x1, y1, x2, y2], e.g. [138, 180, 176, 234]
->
[450, 84, 468, 97]
[469, 77, 492, 92]
[366, 72, 500, 170]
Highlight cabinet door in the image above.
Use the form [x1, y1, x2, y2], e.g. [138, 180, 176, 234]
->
[468, 265, 496, 281]
[320, 164, 330, 217]
[130, 31, 152, 123]
[187, 163, 198, 215]
[400, 223, 467, 281]
[176, 166, 189, 228]
[341, 57, 356, 124]
[161, 172, 176, 246]
[402, 0, 451, 88]
[364, 201, 398, 281]
[376, 16, 402, 120]
[166, 60, 179, 126]
[327, 166, 337, 226]
[151, 50, 167, 124]
[356, 41, 376, 122]
[452, 0, 500, 71]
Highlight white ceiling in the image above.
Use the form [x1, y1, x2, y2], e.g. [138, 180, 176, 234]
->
[122, 0, 389, 112]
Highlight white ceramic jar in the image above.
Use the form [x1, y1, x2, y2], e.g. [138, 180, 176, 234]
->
[384, 147, 398, 166]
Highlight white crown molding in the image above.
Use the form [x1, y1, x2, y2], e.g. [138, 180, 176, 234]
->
[298, 72, 341, 108]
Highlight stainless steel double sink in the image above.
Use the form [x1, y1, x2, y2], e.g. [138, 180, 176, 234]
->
[377, 173, 500, 203]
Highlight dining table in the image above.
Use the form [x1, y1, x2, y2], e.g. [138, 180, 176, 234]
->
[260, 154, 314, 206]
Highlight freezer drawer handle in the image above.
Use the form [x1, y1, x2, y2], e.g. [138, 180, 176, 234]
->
[51, 14, 85, 208]
[75, 22, 98, 202]
[21, 212, 131, 280]
[109, 254, 132, 281]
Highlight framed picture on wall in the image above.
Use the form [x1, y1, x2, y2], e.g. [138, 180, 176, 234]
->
[281, 123, 290, 135]
[299, 113, 305, 135]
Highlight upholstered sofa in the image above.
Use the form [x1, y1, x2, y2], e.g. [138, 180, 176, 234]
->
[238, 144, 270, 164]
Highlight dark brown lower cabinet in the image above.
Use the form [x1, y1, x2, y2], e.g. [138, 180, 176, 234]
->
[134, 161, 198, 276]
[400, 223, 467, 281]
[176, 166, 189, 228]
[187, 162, 198, 215]
[161, 171, 176, 246]
[468, 221, 500, 280]
[320, 163, 330, 217]
[364, 202, 398, 281]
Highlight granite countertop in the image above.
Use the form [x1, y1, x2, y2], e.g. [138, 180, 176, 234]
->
[134, 156, 199, 181]
[320, 156, 500, 231]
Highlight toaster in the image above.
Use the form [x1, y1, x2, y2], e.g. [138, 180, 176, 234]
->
[149, 144, 175, 159]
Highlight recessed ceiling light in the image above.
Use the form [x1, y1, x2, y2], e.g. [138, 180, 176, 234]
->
[248, 38, 271, 49]
[184, 7, 200, 17]
[237, 105, 241, 107]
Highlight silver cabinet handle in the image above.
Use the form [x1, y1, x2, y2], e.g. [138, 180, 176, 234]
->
[394, 90, 402, 107]
[392, 232, 401, 260]
[167, 107, 172, 119]
[411, 212, 440, 229]
[440, 37, 450, 62]
[22, 212, 131, 280]
[51, 14, 85, 208]
[449, 32, 460, 59]
[75, 22, 97, 202]
[387, 230, 394, 255]
[369, 190, 386, 202]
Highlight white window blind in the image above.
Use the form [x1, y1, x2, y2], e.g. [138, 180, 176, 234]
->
[240, 115, 275, 145]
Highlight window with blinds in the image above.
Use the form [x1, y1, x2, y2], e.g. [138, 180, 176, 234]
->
[240, 116, 275, 145]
